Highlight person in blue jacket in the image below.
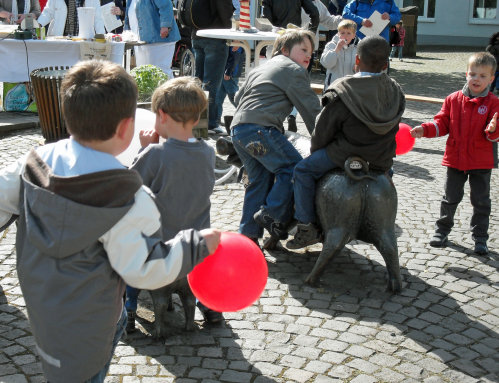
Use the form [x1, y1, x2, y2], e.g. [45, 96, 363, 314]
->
[124, 0, 180, 79]
[342, 0, 400, 42]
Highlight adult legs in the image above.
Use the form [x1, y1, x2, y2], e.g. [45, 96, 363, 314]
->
[192, 38, 229, 129]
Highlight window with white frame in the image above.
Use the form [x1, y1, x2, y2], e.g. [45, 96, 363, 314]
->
[402, 0, 436, 19]
[472, 0, 497, 20]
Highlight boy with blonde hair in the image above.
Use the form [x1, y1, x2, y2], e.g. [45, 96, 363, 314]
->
[231, 29, 321, 244]
[0, 61, 220, 383]
[411, 52, 499, 255]
[320, 19, 358, 90]
[126, 76, 223, 327]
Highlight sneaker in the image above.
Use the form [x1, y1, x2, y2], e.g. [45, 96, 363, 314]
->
[429, 233, 448, 248]
[208, 126, 227, 135]
[474, 241, 489, 255]
[197, 302, 224, 323]
[286, 222, 322, 249]
[287, 115, 297, 132]
[253, 209, 289, 240]
[126, 311, 136, 333]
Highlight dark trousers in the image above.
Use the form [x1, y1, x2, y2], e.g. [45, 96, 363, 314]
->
[435, 167, 491, 242]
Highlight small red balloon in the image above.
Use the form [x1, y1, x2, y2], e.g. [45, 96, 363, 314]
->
[188, 232, 268, 312]
[396, 123, 416, 155]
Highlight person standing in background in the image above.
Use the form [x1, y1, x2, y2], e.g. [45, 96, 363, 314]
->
[342, 0, 400, 42]
[190, 0, 233, 135]
[389, 20, 404, 61]
[124, 0, 179, 79]
[37, 0, 104, 36]
[0, 0, 40, 24]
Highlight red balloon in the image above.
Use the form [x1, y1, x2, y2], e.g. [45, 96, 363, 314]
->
[188, 232, 268, 312]
[396, 123, 416, 155]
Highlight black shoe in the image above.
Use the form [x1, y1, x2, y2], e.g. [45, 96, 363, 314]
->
[474, 242, 489, 255]
[287, 115, 297, 132]
[286, 223, 322, 249]
[197, 302, 224, 323]
[126, 311, 136, 333]
[429, 233, 448, 248]
[253, 209, 289, 240]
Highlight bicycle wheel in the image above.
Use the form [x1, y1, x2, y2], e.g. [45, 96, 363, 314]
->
[179, 48, 195, 77]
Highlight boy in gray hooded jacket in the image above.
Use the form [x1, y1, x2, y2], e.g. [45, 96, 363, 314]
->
[287, 36, 405, 249]
[0, 60, 220, 383]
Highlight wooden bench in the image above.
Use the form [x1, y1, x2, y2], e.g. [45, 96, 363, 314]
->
[311, 83, 445, 105]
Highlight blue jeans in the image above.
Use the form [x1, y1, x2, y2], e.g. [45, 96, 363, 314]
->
[192, 38, 229, 129]
[232, 124, 303, 238]
[214, 77, 239, 124]
[390, 46, 403, 59]
[125, 285, 140, 312]
[85, 306, 127, 383]
[293, 148, 337, 224]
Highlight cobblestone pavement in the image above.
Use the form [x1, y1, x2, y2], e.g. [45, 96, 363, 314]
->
[1, 48, 498, 383]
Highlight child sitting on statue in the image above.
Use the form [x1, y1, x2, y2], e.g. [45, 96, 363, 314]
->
[287, 36, 405, 249]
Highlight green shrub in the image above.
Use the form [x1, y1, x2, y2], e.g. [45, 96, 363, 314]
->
[130, 64, 169, 102]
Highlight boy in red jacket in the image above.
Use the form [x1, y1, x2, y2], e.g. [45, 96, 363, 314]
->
[411, 52, 499, 255]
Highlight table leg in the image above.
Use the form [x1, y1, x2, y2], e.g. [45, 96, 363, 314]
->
[254, 41, 275, 67]
[229, 41, 251, 76]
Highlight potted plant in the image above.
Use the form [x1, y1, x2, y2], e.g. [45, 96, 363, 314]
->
[130, 64, 169, 108]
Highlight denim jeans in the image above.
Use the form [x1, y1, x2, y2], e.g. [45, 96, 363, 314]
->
[390, 46, 403, 59]
[214, 77, 239, 124]
[293, 148, 337, 224]
[232, 124, 303, 238]
[125, 285, 140, 312]
[192, 38, 229, 128]
[85, 306, 127, 383]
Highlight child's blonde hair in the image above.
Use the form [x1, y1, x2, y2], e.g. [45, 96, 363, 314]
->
[338, 19, 357, 33]
[151, 76, 208, 123]
[468, 52, 497, 74]
[272, 28, 315, 57]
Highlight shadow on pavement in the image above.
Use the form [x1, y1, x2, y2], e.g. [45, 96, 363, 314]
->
[120, 291, 274, 382]
[393, 160, 434, 181]
[266, 245, 499, 381]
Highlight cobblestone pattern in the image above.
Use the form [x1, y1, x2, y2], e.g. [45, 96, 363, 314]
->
[1, 49, 498, 383]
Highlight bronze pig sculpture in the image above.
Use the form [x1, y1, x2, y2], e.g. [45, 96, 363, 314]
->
[306, 158, 402, 293]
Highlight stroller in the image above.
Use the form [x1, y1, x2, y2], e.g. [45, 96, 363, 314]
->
[171, 22, 195, 76]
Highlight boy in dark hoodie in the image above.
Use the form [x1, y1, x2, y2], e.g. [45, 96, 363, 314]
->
[287, 35, 405, 249]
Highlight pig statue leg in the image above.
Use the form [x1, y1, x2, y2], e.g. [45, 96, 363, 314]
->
[150, 290, 170, 339]
[305, 227, 350, 286]
[372, 230, 402, 293]
[178, 285, 197, 331]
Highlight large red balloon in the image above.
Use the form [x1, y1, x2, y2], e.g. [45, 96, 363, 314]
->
[396, 123, 416, 155]
[188, 232, 268, 312]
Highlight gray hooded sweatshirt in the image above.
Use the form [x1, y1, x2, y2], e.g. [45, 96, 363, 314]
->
[3, 149, 209, 382]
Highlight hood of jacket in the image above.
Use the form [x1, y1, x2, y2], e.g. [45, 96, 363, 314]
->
[328, 73, 405, 135]
[21, 149, 143, 259]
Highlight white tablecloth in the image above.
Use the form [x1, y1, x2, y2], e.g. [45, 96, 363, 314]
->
[0, 39, 125, 83]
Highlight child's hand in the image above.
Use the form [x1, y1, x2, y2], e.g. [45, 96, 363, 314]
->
[224, 74, 231, 81]
[410, 126, 424, 138]
[139, 129, 160, 148]
[200, 229, 221, 255]
[336, 39, 347, 51]
[485, 112, 497, 133]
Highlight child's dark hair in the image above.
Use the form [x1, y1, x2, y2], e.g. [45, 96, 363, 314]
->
[60, 60, 137, 142]
[151, 76, 207, 123]
[488, 31, 499, 46]
[272, 28, 315, 58]
[468, 51, 497, 74]
[357, 36, 391, 73]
